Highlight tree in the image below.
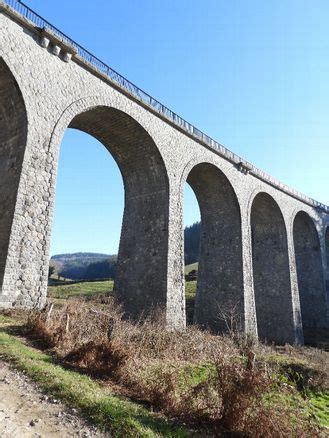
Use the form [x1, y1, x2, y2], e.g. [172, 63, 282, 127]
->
[48, 265, 55, 278]
[184, 222, 201, 265]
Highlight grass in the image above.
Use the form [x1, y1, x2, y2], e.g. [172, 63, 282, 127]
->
[0, 315, 189, 437]
[309, 392, 329, 427]
[48, 278, 197, 325]
[49, 277, 193, 301]
[265, 353, 329, 428]
[48, 280, 114, 302]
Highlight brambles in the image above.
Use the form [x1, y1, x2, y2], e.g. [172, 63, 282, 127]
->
[21, 297, 326, 436]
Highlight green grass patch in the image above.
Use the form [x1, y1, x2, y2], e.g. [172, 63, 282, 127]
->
[309, 392, 329, 427]
[0, 314, 15, 324]
[48, 277, 197, 324]
[180, 363, 215, 387]
[145, 362, 216, 390]
[264, 354, 329, 428]
[185, 281, 197, 300]
[48, 280, 114, 300]
[0, 317, 189, 437]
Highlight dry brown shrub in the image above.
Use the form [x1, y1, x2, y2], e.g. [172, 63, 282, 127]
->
[26, 311, 57, 348]
[26, 298, 237, 364]
[241, 398, 318, 438]
[24, 298, 321, 436]
[212, 354, 318, 437]
[30, 298, 125, 352]
[63, 340, 128, 378]
[128, 362, 220, 421]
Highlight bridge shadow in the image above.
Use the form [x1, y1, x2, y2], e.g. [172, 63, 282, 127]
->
[0, 321, 56, 362]
[303, 328, 329, 352]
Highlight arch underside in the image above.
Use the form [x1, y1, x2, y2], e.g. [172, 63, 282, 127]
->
[69, 107, 170, 319]
[293, 212, 327, 334]
[187, 163, 244, 333]
[0, 59, 27, 298]
[251, 193, 294, 344]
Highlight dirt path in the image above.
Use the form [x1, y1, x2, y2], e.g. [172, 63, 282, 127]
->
[0, 360, 107, 437]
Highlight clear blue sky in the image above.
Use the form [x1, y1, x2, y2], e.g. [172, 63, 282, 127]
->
[26, 0, 328, 255]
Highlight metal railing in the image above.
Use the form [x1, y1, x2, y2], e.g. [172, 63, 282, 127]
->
[2, 0, 329, 212]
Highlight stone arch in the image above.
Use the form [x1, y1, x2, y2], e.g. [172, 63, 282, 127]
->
[185, 162, 244, 332]
[49, 102, 170, 320]
[0, 58, 27, 296]
[293, 211, 327, 333]
[251, 192, 294, 343]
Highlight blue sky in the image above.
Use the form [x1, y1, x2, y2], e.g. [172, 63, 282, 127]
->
[25, 0, 329, 255]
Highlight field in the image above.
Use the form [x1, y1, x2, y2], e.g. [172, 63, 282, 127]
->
[48, 280, 114, 304]
[48, 279, 197, 324]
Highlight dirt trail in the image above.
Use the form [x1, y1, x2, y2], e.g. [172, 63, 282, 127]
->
[0, 360, 106, 437]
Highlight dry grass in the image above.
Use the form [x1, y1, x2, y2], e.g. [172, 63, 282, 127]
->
[22, 298, 325, 436]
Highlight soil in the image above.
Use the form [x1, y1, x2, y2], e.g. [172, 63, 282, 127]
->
[0, 360, 107, 437]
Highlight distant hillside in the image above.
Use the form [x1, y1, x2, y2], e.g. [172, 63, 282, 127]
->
[51, 252, 110, 264]
[50, 222, 201, 280]
[50, 252, 116, 280]
[184, 222, 201, 265]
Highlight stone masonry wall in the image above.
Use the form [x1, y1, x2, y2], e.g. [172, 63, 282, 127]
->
[0, 58, 27, 299]
[187, 163, 244, 333]
[294, 211, 328, 332]
[251, 193, 295, 344]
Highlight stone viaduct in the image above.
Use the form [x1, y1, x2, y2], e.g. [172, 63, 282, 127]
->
[0, 1, 329, 345]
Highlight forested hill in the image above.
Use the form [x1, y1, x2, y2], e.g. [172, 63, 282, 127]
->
[50, 253, 116, 280]
[52, 253, 109, 264]
[50, 222, 201, 280]
[184, 222, 201, 265]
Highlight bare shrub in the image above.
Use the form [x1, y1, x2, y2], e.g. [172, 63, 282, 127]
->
[27, 298, 125, 352]
[63, 340, 128, 378]
[216, 299, 243, 336]
[26, 310, 57, 348]
[213, 354, 317, 436]
[24, 298, 321, 436]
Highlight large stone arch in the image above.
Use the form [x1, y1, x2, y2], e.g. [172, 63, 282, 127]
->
[47, 100, 171, 320]
[184, 162, 244, 332]
[293, 211, 327, 333]
[0, 58, 27, 301]
[251, 192, 294, 344]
